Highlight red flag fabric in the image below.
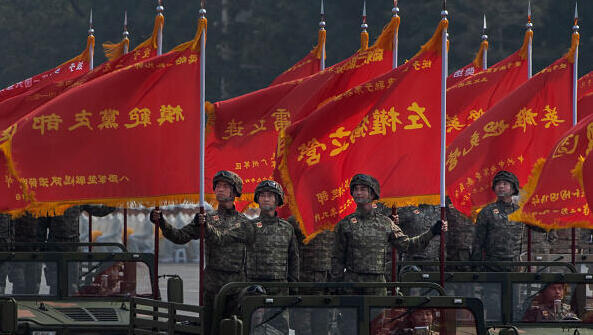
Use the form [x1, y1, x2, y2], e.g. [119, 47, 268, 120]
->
[0, 36, 93, 103]
[0, 17, 161, 132]
[270, 29, 326, 86]
[277, 20, 446, 237]
[446, 43, 576, 218]
[207, 17, 399, 206]
[578, 70, 593, 100]
[508, 113, 593, 229]
[447, 39, 487, 87]
[0, 18, 205, 215]
[446, 30, 531, 144]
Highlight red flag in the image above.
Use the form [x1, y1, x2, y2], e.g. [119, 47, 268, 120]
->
[447, 39, 487, 87]
[578, 70, 593, 100]
[277, 20, 446, 237]
[207, 17, 399, 206]
[0, 36, 93, 103]
[446, 30, 531, 144]
[0, 18, 206, 215]
[447, 44, 576, 217]
[270, 29, 326, 86]
[508, 114, 593, 229]
[0, 16, 161, 132]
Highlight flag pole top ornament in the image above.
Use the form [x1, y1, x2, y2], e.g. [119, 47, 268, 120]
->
[573, 2, 579, 32]
[361, 1, 368, 31]
[123, 10, 129, 38]
[319, 0, 326, 29]
[156, 0, 164, 14]
[482, 14, 488, 41]
[441, 0, 448, 18]
[392, 0, 399, 17]
[526, 1, 533, 30]
[88, 8, 94, 35]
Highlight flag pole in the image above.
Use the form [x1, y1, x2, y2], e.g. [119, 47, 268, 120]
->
[153, 0, 164, 300]
[440, 1, 449, 288]
[526, 2, 533, 270]
[320, 0, 326, 71]
[123, 10, 129, 247]
[360, 0, 369, 51]
[482, 14, 488, 70]
[199, 1, 207, 307]
[88, 9, 94, 71]
[392, 1, 399, 69]
[571, 2, 579, 265]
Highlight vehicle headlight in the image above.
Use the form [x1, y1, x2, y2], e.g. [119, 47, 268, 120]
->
[32, 331, 57, 335]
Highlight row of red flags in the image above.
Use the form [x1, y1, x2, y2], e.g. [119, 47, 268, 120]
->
[1, 14, 592, 239]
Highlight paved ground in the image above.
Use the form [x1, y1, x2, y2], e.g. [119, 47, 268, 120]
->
[158, 263, 201, 305]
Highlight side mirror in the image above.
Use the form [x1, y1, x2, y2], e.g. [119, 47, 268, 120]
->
[167, 276, 184, 304]
[0, 298, 17, 333]
[219, 316, 243, 335]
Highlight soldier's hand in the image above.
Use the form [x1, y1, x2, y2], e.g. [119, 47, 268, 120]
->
[195, 213, 206, 226]
[431, 220, 447, 235]
[149, 209, 163, 224]
[390, 214, 399, 225]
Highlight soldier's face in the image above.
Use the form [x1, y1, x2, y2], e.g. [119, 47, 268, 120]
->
[258, 191, 277, 211]
[494, 180, 513, 197]
[352, 184, 372, 204]
[215, 181, 234, 201]
[543, 283, 564, 302]
[410, 309, 433, 326]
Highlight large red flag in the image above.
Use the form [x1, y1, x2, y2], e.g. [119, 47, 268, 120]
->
[508, 114, 593, 229]
[0, 36, 93, 103]
[207, 17, 399, 206]
[0, 17, 161, 133]
[447, 39, 487, 87]
[446, 30, 531, 144]
[446, 37, 576, 217]
[0, 18, 205, 216]
[277, 20, 446, 237]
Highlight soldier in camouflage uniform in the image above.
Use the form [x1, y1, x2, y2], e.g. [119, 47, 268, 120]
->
[445, 197, 474, 271]
[522, 283, 579, 322]
[332, 174, 444, 296]
[397, 204, 441, 271]
[151, 170, 248, 334]
[0, 214, 13, 294]
[288, 216, 333, 335]
[10, 212, 47, 294]
[44, 205, 115, 295]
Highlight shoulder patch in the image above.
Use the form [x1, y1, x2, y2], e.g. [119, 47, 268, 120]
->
[213, 215, 220, 221]
[413, 209, 421, 215]
[256, 222, 263, 228]
[492, 208, 499, 215]
[350, 217, 358, 224]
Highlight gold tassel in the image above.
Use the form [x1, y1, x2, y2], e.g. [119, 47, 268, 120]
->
[130, 13, 164, 53]
[58, 34, 95, 68]
[102, 38, 130, 61]
[312, 29, 327, 60]
[371, 16, 400, 51]
[359, 31, 369, 52]
[564, 32, 580, 63]
[171, 17, 208, 53]
[473, 40, 489, 69]
[410, 18, 449, 59]
[518, 30, 533, 60]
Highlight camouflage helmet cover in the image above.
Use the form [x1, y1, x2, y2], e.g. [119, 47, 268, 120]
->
[213, 170, 243, 197]
[350, 174, 380, 200]
[492, 170, 519, 196]
[254, 180, 285, 206]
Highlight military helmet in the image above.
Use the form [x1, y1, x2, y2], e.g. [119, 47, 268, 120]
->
[492, 170, 519, 196]
[213, 170, 243, 197]
[254, 180, 285, 206]
[350, 174, 380, 200]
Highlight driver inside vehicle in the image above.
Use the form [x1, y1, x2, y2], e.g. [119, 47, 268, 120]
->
[522, 283, 580, 322]
[392, 309, 439, 335]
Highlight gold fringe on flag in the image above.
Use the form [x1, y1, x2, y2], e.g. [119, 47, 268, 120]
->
[312, 29, 327, 60]
[564, 31, 580, 63]
[360, 31, 369, 52]
[411, 18, 449, 59]
[473, 40, 489, 69]
[171, 17, 207, 53]
[131, 12, 165, 52]
[102, 37, 130, 61]
[518, 30, 533, 60]
[372, 15, 400, 51]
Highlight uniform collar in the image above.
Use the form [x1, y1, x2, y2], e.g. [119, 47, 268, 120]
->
[355, 207, 376, 220]
[217, 205, 238, 216]
[259, 212, 279, 224]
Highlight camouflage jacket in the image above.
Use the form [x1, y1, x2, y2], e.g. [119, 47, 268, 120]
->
[398, 205, 440, 261]
[13, 212, 47, 250]
[522, 302, 578, 322]
[48, 205, 114, 241]
[332, 208, 435, 278]
[214, 213, 299, 282]
[294, 227, 334, 273]
[445, 199, 474, 253]
[472, 200, 542, 261]
[0, 214, 13, 250]
[159, 206, 248, 273]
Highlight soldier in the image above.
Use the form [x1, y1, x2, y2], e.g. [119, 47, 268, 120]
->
[332, 174, 444, 296]
[445, 197, 474, 271]
[471, 170, 546, 271]
[0, 214, 13, 294]
[198, 180, 299, 333]
[150, 170, 248, 333]
[522, 283, 579, 322]
[45, 205, 115, 295]
[393, 309, 439, 335]
[10, 213, 46, 295]
[288, 216, 333, 335]
[397, 204, 441, 271]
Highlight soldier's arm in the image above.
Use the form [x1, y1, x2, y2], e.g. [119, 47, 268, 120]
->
[330, 222, 347, 282]
[287, 227, 300, 282]
[81, 204, 116, 217]
[389, 221, 435, 253]
[471, 211, 488, 261]
[158, 214, 201, 245]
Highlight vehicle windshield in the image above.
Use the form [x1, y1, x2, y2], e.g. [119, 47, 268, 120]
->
[69, 261, 152, 297]
[0, 261, 55, 296]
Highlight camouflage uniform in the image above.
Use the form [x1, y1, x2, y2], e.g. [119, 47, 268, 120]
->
[398, 205, 440, 271]
[10, 213, 47, 295]
[0, 214, 13, 294]
[288, 217, 333, 335]
[445, 198, 474, 271]
[522, 302, 578, 322]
